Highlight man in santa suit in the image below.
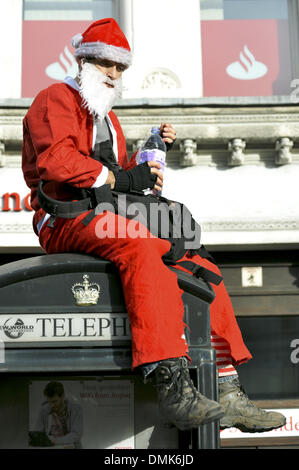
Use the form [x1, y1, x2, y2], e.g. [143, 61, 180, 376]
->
[22, 18, 285, 433]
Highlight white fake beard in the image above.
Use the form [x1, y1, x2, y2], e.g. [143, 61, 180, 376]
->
[78, 61, 122, 121]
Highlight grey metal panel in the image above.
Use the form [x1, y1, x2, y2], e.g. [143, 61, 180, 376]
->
[0, 347, 133, 373]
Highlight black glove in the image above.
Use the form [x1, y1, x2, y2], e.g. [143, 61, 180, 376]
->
[113, 162, 157, 192]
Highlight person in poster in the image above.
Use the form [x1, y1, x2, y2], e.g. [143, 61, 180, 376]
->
[30, 381, 83, 448]
[22, 18, 286, 433]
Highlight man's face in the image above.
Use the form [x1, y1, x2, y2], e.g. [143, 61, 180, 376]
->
[47, 394, 65, 413]
[77, 58, 124, 120]
[86, 58, 127, 87]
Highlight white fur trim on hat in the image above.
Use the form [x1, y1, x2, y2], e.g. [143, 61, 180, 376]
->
[74, 41, 132, 67]
[71, 33, 83, 48]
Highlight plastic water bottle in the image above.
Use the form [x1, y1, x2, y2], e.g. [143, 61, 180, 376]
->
[137, 126, 166, 194]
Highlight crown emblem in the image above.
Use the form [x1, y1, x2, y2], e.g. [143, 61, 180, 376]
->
[71, 274, 100, 306]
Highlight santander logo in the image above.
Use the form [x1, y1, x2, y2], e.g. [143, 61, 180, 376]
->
[226, 45, 268, 80]
[45, 45, 78, 81]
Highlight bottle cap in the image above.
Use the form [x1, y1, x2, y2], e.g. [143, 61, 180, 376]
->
[151, 127, 160, 134]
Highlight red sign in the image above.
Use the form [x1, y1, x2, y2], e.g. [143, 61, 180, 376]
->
[22, 21, 90, 98]
[201, 19, 292, 97]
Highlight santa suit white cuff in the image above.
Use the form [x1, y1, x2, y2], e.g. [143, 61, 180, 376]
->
[91, 165, 109, 188]
[37, 165, 109, 234]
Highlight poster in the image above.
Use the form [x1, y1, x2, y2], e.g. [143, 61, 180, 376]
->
[201, 19, 292, 97]
[28, 379, 134, 449]
[22, 21, 90, 98]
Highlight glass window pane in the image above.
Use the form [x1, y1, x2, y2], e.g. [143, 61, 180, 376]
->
[23, 0, 113, 21]
[223, 0, 288, 19]
[200, 0, 292, 97]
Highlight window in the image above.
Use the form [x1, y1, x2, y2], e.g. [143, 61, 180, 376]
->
[23, 0, 114, 21]
[200, 0, 295, 98]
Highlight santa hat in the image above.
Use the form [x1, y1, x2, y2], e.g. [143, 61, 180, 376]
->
[72, 18, 132, 67]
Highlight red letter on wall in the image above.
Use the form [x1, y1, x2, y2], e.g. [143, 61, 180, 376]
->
[2, 193, 22, 212]
[24, 192, 33, 211]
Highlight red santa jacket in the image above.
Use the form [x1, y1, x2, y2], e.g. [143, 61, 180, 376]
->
[22, 82, 136, 231]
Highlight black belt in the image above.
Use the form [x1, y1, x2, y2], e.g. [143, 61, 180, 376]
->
[37, 180, 115, 219]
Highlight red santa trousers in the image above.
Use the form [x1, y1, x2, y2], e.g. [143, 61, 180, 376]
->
[38, 208, 252, 370]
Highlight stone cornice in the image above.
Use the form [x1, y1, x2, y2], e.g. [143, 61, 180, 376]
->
[1, 104, 299, 144]
[0, 223, 33, 233]
[202, 220, 299, 232]
[116, 107, 299, 145]
[1, 218, 298, 234]
[1, 103, 299, 167]
[0, 95, 295, 108]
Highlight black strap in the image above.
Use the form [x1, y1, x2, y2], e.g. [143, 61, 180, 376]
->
[171, 260, 223, 286]
[37, 181, 91, 218]
[46, 216, 56, 228]
[37, 181, 115, 219]
[187, 245, 217, 265]
[81, 210, 97, 226]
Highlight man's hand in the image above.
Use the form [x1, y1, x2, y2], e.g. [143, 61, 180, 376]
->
[106, 162, 163, 193]
[147, 160, 163, 192]
[106, 170, 116, 189]
[160, 122, 177, 148]
[112, 163, 158, 193]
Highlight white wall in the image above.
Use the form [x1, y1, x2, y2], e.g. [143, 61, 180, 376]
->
[122, 0, 203, 99]
[0, 0, 23, 99]
[0, 168, 39, 250]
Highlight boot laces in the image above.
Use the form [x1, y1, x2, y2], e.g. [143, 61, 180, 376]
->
[234, 381, 275, 417]
[235, 381, 255, 407]
[166, 365, 198, 400]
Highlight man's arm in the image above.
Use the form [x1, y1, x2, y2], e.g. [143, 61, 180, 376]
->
[27, 86, 107, 189]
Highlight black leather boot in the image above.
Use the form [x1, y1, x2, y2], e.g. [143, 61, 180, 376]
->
[155, 357, 224, 431]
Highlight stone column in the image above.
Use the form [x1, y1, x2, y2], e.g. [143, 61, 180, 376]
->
[118, 0, 134, 51]
[289, 1, 299, 80]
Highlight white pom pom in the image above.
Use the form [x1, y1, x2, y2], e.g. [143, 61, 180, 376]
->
[71, 33, 83, 48]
